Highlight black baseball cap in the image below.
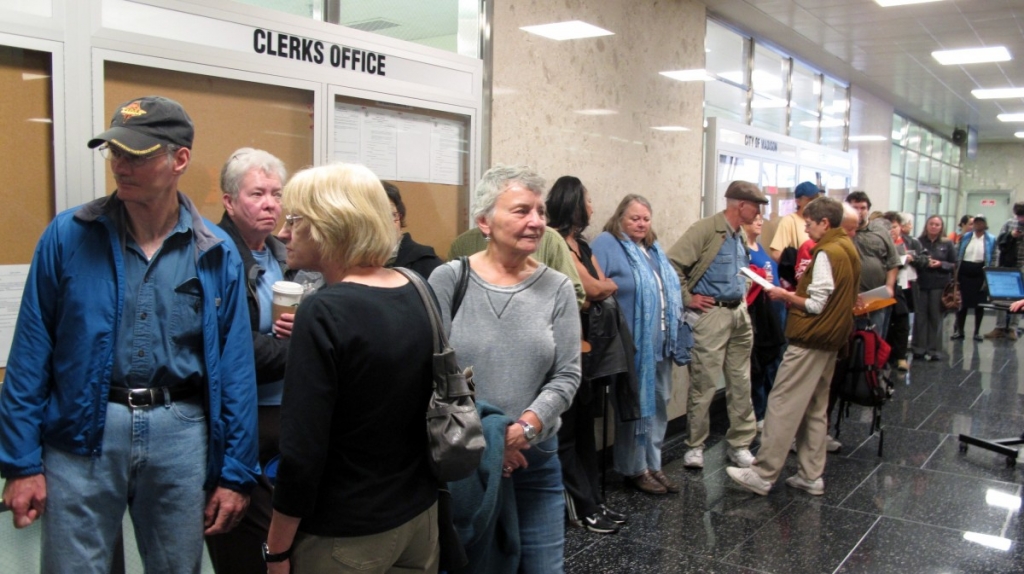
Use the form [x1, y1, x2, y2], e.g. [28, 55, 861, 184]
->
[88, 96, 194, 154]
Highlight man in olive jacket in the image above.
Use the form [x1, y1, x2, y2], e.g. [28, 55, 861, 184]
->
[726, 197, 861, 496]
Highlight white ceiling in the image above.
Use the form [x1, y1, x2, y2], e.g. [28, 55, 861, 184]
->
[703, 0, 1024, 143]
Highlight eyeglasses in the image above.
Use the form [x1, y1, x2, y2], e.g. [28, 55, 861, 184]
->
[98, 144, 172, 168]
[283, 214, 304, 228]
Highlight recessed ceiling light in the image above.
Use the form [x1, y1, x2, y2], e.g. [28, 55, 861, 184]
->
[574, 109, 618, 116]
[849, 135, 889, 142]
[520, 20, 614, 41]
[1016, 132, 1024, 138]
[651, 126, 691, 131]
[972, 87, 1024, 99]
[998, 113, 1024, 122]
[932, 46, 1011, 66]
[875, 0, 944, 7]
[660, 69, 716, 82]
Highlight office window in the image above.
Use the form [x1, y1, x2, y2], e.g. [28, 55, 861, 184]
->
[750, 45, 787, 133]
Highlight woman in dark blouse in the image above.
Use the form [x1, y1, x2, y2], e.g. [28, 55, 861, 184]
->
[265, 163, 439, 574]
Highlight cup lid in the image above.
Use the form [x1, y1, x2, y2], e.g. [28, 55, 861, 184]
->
[272, 281, 304, 295]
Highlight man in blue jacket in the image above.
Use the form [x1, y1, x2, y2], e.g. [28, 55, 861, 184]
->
[0, 96, 259, 573]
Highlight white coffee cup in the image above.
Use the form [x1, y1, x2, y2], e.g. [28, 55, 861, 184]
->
[271, 281, 305, 323]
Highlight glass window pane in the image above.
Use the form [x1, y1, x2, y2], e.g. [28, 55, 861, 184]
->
[234, 0, 315, 18]
[751, 44, 787, 132]
[791, 62, 819, 117]
[892, 114, 907, 144]
[1, 45, 54, 265]
[951, 168, 960, 189]
[891, 145, 904, 175]
[790, 108, 818, 144]
[706, 20, 747, 81]
[890, 174, 903, 211]
[705, 80, 747, 122]
[906, 124, 921, 152]
[820, 78, 847, 151]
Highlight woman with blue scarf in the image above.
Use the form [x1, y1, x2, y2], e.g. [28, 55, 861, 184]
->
[592, 194, 684, 495]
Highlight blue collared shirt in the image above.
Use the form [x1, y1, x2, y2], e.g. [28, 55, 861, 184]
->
[111, 204, 206, 388]
[693, 227, 748, 302]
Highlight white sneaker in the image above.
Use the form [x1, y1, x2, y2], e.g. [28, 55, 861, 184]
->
[727, 447, 755, 468]
[826, 435, 842, 453]
[683, 447, 704, 469]
[726, 466, 771, 495]
[785, 474, 825, 495]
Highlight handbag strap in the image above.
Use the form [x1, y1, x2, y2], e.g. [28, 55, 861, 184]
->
[451, 256, 471, 319]
[395, 268, 447, 355]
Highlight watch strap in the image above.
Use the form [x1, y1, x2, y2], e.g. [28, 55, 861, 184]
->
[262, 541, 293, 563]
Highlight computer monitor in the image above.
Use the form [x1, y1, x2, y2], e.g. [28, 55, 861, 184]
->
[984, 268, 1024, 301]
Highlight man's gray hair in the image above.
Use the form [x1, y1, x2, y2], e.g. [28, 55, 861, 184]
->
[472, 164, 546, 221]
[220, 148, 287, 199]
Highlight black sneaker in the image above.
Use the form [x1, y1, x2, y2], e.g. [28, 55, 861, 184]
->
[583, 512, 619, 534]
[600, 504, 627, 524]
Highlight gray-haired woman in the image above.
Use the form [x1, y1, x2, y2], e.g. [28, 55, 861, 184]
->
[429, 165, 581, 573]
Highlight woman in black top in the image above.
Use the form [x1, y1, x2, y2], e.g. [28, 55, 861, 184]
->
[912, 215, 957, 360]
[266, 163, 439, 574]
[545, 176, 628, 533]
[382, 181, 443, 279]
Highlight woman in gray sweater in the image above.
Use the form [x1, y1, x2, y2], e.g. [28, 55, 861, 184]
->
[429, 165, 581, 574]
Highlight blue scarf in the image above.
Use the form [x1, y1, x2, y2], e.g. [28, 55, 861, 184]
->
[617, 236, 683, 420]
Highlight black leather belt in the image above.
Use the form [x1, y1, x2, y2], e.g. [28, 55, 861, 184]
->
[711, 300, 742, 309]
[109, 384, 201, 408]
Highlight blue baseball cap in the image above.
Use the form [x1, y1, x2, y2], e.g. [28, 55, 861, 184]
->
[794, 181, 822, 199]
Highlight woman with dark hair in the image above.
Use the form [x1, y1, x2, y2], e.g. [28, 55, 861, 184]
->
[382, 181, 443, 278]
[591, 195, 684, 496]
[545, 176, 625, 534]
[913, 215, 956, 360]
[954, 215, 995, 341]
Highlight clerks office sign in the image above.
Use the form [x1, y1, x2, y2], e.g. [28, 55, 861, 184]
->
[253, 28, 386, 76]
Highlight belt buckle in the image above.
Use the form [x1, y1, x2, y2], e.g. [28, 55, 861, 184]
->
[126, 389, 149, 408]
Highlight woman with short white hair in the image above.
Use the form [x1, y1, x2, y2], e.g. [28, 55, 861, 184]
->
[429, 164, 581, 573]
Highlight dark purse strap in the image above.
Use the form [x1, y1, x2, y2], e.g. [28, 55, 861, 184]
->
[394, 268, 446, 355]
[451, 256, 470, 319]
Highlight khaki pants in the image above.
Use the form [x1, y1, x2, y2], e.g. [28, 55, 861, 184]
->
[686, 305, 757, 449]
[291, 502, 439, 574]
[752, 345, 837, 484]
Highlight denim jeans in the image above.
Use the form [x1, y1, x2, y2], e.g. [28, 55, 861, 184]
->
[512, 436, 564, 574]
[42, 398, 208, 574]
[611, 358, 673, 476]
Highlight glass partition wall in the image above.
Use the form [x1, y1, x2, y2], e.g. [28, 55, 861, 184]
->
[891, 114, 962, 234]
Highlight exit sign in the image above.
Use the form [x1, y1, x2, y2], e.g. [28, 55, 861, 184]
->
[981, 199, 996, 206]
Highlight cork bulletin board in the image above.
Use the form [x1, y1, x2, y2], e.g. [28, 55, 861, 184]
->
[103, 61, 315, 222]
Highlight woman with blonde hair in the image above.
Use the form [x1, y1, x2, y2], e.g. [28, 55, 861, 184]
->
[265, 163, 439, 574]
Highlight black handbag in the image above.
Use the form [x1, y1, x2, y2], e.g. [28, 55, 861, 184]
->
[396, 268, 486, 483]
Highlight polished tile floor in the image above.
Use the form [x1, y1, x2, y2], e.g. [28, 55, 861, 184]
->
[565, 319, 1024, 574]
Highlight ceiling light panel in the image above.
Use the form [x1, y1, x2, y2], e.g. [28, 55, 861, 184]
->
[660, 69, 716, 82]
[998, 113, 1024, 122]
[972, 88, 1024, 100]
[520, 20, 614, 41]
[875, 0, 944, 7]
[932, 46, 1011, 66]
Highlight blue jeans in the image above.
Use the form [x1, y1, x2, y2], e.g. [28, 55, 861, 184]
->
[512, 436, 564, 574]
[611, 358, 672, 476]
[42, 398, 208, 573]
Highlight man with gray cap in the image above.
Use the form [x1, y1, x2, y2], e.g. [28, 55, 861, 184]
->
[668, 180, 766, 470]
[770, 181, 822, 266]
[0, 96, 259, 572]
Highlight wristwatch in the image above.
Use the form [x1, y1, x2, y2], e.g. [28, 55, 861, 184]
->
[262, 541, 293, 563]
[516, 419, 538, 442]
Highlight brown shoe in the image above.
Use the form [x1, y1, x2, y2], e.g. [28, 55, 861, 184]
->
[1008, 330, 1019, 342]
[984, 328, 1006, 339]
[651, 470, 681, 493]
[627, 470, 667, 495]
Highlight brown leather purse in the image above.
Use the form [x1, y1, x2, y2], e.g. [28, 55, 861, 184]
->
[941, 268, 961, 312]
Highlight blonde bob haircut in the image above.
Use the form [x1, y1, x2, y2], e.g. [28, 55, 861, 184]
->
[282, 163, 395, 269]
